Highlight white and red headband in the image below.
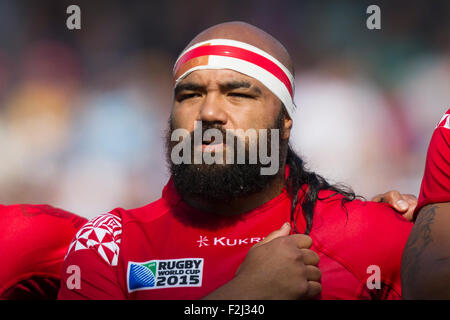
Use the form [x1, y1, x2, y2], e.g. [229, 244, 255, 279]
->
[173, 39, 296, 118]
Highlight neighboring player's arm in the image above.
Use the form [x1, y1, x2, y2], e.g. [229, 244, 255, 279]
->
[401, 202, 450, 298]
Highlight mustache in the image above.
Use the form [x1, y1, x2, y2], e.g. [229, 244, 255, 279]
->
[195, 122, 245, 146]
[169, 121, 245, 148]
[197, 122, 227, 144]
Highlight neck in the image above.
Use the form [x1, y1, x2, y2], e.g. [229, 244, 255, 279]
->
[180, 171, 286, 216]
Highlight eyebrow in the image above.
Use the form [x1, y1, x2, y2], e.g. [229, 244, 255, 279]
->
[174, 82, 206, 96]
[220, 81, 262, 95]
[174, 80, 263, 96]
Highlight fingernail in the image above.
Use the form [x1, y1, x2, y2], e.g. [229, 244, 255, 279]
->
[397, 200, 408, 210]
[283, 222, 291, 228]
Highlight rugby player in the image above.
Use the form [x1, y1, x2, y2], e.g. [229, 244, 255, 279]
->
[402, 108, 450, 299]
[59, 21, 415, 300]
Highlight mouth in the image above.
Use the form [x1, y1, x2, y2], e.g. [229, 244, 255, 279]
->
[202, 143, 225, 152]
[200, 136, 225, 152]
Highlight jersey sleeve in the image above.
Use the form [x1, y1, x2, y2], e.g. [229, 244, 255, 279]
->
[57, 212, 126, 300]
[0, 204, 87, 300]
[1, 276, 61, 300]
[414, 108, 450, 219]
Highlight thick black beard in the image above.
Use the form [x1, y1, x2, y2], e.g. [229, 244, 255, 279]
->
[165, 112, 286, 202]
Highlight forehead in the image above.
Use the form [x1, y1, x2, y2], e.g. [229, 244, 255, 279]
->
[178, 69, 267, 89]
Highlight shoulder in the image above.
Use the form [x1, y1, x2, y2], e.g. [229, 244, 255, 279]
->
[65, 211, 123, 266]
[0, 204, 87, 245]
[65, 197, 171, 267]
[312, 191, 412, 235]
[0, 204, 87, 294]
[312, 192, 413, 253]
[311, 192, 412, 292]
[123, 197, 173, 225]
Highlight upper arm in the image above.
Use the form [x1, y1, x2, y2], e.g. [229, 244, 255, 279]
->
[58, 249, 126, 300]
[401, 202, 450, 299]
[57, 212, 126, 300]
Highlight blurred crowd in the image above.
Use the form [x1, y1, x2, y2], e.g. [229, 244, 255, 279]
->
[0, 0, 449, 217]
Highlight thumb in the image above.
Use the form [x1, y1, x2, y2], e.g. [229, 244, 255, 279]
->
[235, 222, 291, 276]
[254, 222, 291, 248]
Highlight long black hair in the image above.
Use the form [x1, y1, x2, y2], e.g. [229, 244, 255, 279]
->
[285, 146, 359, 235]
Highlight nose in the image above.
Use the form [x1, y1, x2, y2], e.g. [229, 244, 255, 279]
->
[197, 93, 228, 125]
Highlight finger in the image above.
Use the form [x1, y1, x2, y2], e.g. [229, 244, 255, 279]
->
[373, 190, 402, 204]
[254, 222, 291, 248]
[289, 234, 313, 249]
[305, 265, 321, 282]
[299, 248, 320, 265]
[402, 210, 415, 222]
[399, 195, 417, 222]
[376, 190, 409, 212]
[394, 197, 410, 213]
[390, 191, 411, 212]
[404, 194, 418, 208]
[371, 194, 384, 202]
[305, 281, 322, 299]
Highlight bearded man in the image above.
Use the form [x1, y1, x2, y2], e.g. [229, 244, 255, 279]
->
[58, 21, 413, 300]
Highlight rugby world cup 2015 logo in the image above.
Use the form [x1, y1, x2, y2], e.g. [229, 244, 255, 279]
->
[128, 261, 158, 290]
[127, 258, 204, 292]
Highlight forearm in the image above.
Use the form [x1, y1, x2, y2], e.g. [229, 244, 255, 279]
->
[401, 203, 450, 299]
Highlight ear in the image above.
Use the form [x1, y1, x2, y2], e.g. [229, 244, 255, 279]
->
[283, 113, 293, 140]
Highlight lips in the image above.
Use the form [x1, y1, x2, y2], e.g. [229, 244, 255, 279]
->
[200, 135, 225, 152]
[201, 142, 225, 152]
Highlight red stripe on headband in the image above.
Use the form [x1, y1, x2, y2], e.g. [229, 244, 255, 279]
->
[174, 45, 293, 97]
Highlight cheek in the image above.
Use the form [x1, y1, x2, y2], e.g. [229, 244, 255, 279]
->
[236, 114, 266, 130]
[233, 103, 280, 131]
[171, 104, 197, 132]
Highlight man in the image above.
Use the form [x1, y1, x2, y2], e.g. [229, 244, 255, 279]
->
[402, 108, 450, 299]
[59, 21, 413, 300]
[0, 204, 86, 299]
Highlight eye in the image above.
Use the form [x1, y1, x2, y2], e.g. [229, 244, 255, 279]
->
[228, 92, 253, 99]
[177, 93, 201, 102]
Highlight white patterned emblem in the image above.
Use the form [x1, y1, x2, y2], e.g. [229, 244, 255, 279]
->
[66, 212, 122, 266]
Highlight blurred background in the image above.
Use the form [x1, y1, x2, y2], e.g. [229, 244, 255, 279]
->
[0, 0, 449, 218]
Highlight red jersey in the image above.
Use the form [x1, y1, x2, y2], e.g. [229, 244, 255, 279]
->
[0, 204, 87, 299]
[59, 178, 412, 300]
[415, 108, 450, 218]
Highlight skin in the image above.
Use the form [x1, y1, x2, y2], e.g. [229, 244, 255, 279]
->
[173, 69, 290, 215]
[205, 223, 322, 300]
[171, 21, 418, 300]
[172, 21, 293, 216]
[401, 202, 450, 299]
[371, 190, 418, 222]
